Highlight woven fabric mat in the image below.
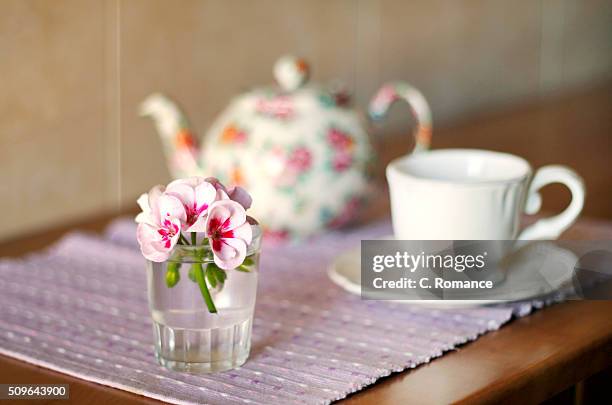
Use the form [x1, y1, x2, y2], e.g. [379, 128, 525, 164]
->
[0, 219, 558, 404]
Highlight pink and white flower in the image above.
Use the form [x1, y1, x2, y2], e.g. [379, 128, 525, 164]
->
[165, 177, 217, 232]
[136, 193, 186, 262]
[135, 177, 256, 270]
[205, 200, 252, 270]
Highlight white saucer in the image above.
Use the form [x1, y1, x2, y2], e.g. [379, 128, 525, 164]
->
[328, 237, 577, 307]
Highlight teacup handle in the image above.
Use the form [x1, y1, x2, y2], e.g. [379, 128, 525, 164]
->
[368, 81, 432, 152]
[518, 165, 585, 240]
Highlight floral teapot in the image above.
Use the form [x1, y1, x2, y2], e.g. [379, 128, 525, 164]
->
[141, 55, 432, 240]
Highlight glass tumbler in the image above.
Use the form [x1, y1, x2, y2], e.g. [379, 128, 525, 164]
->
[146, 225, 262, 373]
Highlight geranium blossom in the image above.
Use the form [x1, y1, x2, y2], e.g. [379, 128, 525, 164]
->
[136, 193, 186, 262]
[205, 200, 252, 270]
[136, 177, 255, 270]
[165, 177, 217, 232]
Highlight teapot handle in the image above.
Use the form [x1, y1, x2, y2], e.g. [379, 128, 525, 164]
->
[368, 82, 432, 152]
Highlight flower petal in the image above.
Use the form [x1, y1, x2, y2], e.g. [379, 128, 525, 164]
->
[211, 237, 247, 270]
[157, 194, 187, 224]
[167, 176, 207, 189]
[228, 186, 252, 209]
[167, 217, 182, 248]
[186, 214, 207, 233]
[206, 200, 246, 233]
[230, 222, 252, 245]
[216, 188, 230, 201]
[136, 192, 149, 215]
[134, 211, 151, 225]
[165, 183, 195, 211]
[137, 222, 158, 245]
[137, 223, 170, 262]
[194, 181, 217, 210]
[135, 185, 164, 226]
[147, 185, 166, 222]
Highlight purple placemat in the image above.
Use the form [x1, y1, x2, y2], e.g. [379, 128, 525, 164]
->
[0, 219, 555, 404]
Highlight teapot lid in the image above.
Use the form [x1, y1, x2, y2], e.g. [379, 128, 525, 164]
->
[228, 55, 353, 118]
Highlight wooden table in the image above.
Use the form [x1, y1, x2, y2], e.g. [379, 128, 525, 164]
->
[1, 84, 611, 404]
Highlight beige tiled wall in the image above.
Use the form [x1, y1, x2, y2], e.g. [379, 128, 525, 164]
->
[2, 0, 612, 241]
[0, 0, 116, 239]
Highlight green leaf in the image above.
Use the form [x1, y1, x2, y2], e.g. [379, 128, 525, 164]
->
[236, 264, 251, 272]
[215, 267, 227, 285]
[243, 257, 255, 266]
[188, 266, 197, 282]
[205, 263, 227, 287]
[205, 265, 217, 288]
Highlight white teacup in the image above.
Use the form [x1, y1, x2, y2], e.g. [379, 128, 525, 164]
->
[387, 149, 585, 241]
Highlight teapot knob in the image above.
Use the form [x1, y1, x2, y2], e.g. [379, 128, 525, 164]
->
[274, 55, 309, 92]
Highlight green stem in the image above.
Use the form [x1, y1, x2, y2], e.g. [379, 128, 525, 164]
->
[193, 262, 217, 313]
[178, 233, 189, 245]
[191, 232, 197, 246]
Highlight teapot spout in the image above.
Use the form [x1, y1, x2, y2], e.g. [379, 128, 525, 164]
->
[140, 93, 202, 178]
